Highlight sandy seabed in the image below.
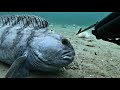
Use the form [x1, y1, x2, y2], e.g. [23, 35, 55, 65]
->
[0, 24, 120, 78]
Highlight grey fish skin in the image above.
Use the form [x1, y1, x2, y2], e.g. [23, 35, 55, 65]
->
[0, 15, 75, 78]
[0, 15, 49, 64]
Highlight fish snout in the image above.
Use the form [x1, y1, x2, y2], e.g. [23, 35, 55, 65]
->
[60, 38, 75, 61]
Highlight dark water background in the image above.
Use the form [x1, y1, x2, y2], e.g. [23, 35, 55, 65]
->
[0, 12, 111, 26]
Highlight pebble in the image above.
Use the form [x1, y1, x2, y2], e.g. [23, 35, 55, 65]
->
[49, 24, 54, 27]
[95, 52, 97, 55]
[61, 25, 67, 28]
[72, 24, 76, 27]
[83, 48, 87, 51]
[86, 44, 95, 47]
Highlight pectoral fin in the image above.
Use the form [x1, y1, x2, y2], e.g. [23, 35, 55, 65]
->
[5, 55, 29, 78]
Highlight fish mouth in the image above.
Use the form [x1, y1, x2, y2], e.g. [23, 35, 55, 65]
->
[61, 50, 75, 61]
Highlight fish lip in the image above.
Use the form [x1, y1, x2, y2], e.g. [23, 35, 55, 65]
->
[61, 50, 75, 61]
[62, 49, 75, 55]
[62, 56, 73, 60]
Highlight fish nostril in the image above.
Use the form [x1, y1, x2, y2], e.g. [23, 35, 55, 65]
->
[62, 39, 69, 46]
[61, 38, 74, 50]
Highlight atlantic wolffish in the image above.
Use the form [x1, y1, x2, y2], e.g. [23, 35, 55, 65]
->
[0, 15, 75, 78]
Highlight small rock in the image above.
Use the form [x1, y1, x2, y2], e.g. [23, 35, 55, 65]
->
[87, 39, 94, 42]
[82, 57, 85, 60]
[72, 24, 76, 27]
[61, 25, 67, 28]
[75, 41, 78, 43]
[72, 24, 76, 29]
[86, 44, 95, 47]
[49, 24, 54, 27]
[77, 32, 90, 38]
[95, 52, 97, 55]
[83, 48, 87, 51]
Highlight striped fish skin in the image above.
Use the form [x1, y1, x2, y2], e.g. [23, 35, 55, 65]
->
[0, 15, 49, 65]
[0, 15, 75, 72]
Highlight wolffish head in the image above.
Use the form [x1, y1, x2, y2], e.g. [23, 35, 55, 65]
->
[27, 32, 75, 72]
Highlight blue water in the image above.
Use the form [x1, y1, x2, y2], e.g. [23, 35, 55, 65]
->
[0, 12, 111, 26]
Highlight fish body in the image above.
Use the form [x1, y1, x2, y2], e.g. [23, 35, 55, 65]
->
[0, 15, 75, 78]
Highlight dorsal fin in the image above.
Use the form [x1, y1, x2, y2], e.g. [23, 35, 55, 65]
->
[0, 15, 49, 30]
